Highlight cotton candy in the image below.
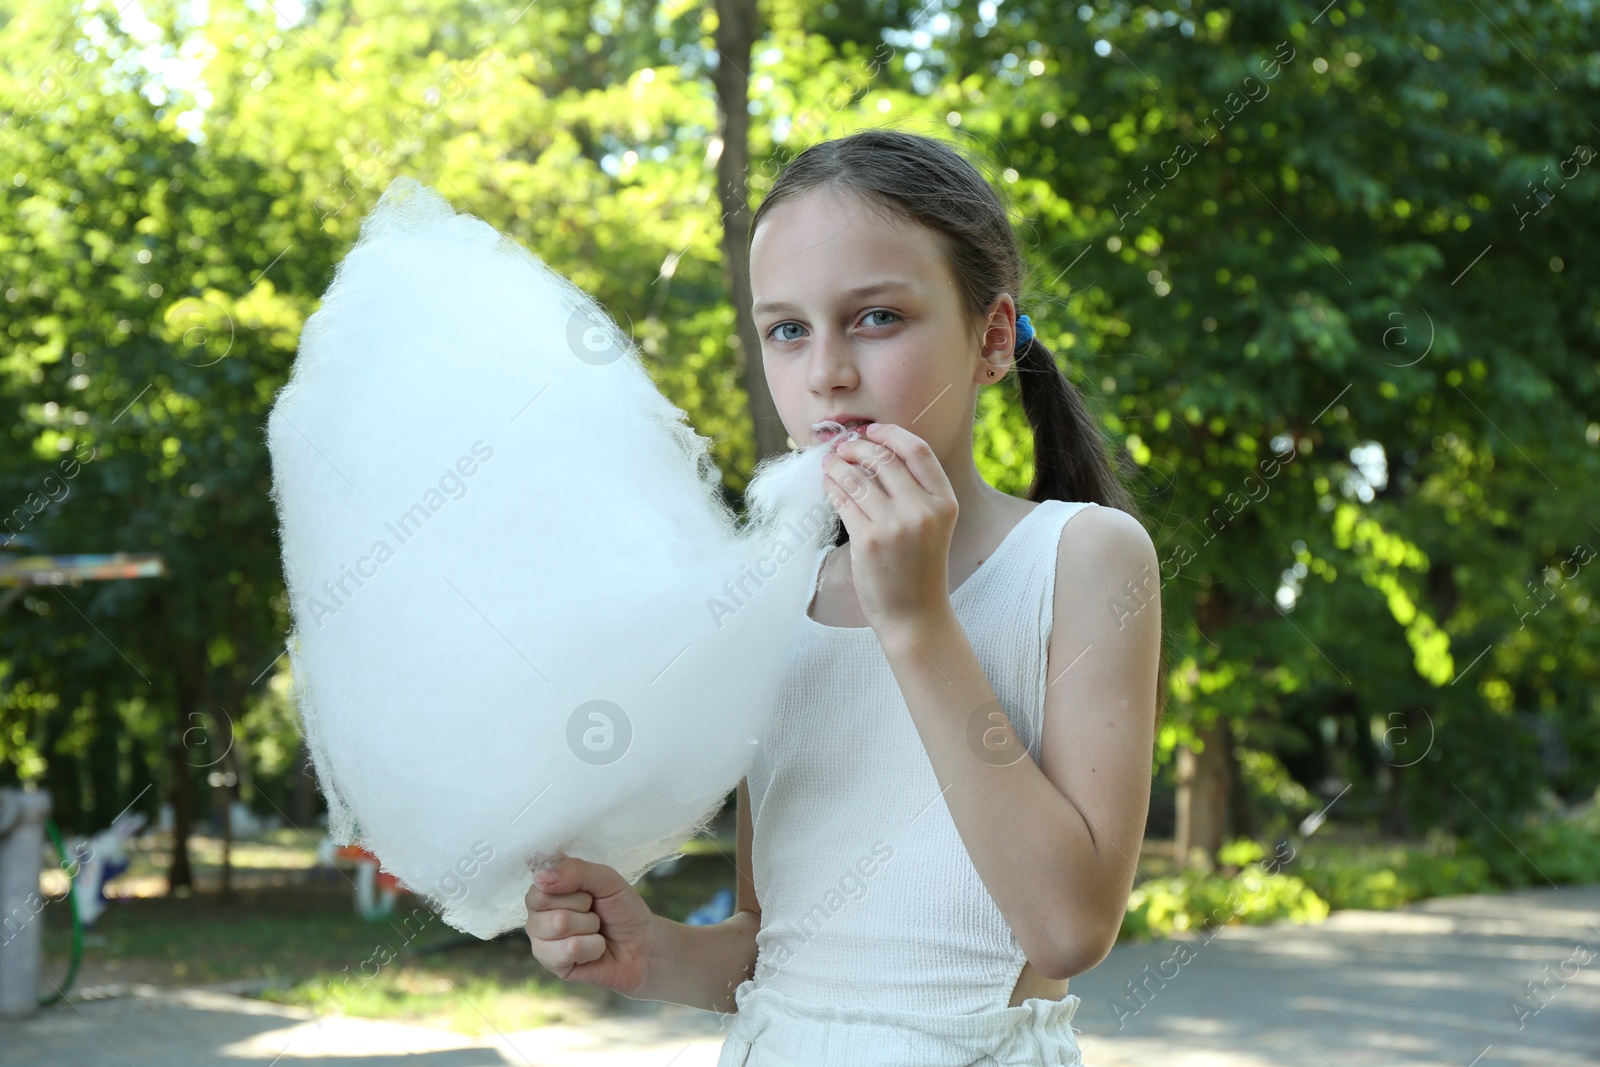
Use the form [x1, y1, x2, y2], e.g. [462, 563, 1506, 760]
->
[267, 176, 841, 939]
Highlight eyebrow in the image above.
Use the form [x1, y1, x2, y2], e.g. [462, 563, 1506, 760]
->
[751, 279, 917, 318]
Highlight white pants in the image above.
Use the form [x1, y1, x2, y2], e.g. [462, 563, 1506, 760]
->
[716, 982, 1085, 1067]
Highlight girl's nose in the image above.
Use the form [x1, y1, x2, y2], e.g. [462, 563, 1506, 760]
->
[805, 329, 859, 391]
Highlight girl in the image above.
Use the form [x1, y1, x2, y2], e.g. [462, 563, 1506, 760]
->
[525, 128, 1166, 1067]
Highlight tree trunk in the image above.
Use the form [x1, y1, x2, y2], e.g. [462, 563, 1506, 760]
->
[212, 708, 236, 902]
[167, 692, 196, 892]
[1175, 717, 1232, 872]
[88, 702, 120, 830]
[166, 662, 208, 893]
[215, 766, 232, 900]
[1175, 583, 1238, 871]
[1227, 732, 1253, 844]
[710, 0, 786, 462]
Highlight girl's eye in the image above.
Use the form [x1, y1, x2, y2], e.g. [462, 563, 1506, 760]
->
[764, 310, 899, 343]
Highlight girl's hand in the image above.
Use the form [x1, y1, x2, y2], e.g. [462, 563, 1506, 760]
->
[524, 854, 665, 998]
[822, 422, 959, 633]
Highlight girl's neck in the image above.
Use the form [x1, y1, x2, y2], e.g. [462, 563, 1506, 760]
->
[942, 457, 1030, 559]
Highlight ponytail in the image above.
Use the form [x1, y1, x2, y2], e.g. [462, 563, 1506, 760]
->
[1012, 333, 1138, 512]
[1014, 329, 1169, 729]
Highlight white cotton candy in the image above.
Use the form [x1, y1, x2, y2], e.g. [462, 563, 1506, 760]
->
[267, 176, 841, 939]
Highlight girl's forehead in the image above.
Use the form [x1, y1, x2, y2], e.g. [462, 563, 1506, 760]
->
[751, 187, 947, 289]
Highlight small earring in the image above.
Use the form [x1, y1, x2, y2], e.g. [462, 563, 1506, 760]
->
[987, 368, 996, 377]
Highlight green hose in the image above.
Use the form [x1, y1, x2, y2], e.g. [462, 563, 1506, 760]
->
[37, 818, 83, 1006]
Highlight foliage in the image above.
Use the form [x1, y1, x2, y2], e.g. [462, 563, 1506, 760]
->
[943, 0, 1600, 843]
[1463, 794, 1600, 888]
[1232, 746, 1320, 835]
[1121, 856, 1329, 941]
[1293, 832, 1493, 911]
[1122, 801, 1600, 939]
[1, 0, 1596, 888]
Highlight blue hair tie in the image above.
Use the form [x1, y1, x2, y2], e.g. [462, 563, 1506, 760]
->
[1015, 313, 1034, 350]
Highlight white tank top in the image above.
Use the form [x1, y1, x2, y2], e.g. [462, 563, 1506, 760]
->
[743, 497, 1099, 1018]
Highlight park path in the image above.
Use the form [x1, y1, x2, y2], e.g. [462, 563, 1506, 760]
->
[3, 884, 1595, 1066]
[1070, 882, 1597, 1067]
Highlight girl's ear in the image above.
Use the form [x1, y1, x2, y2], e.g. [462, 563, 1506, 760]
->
[977, 296, 1019, 355]
[971, 310, 1010, 383]
[976, 352, 1010, 384]
[979, 327, 1004, 361]
[983, 324, 1011, 356]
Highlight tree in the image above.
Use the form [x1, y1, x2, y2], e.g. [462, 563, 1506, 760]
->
[929, 0, 1600, 861]
[2, 0, 1594, 891]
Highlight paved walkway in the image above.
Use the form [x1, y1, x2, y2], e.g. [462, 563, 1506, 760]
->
[5, 885, 1596, 1066]
[1069, 883, 1599, 1067]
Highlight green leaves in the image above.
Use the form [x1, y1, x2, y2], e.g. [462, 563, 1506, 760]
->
[0, 0, 1593, 855]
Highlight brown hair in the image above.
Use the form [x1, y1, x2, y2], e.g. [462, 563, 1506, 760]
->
[749, 127, 1168, 723]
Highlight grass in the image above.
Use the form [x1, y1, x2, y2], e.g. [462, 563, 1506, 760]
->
[56, 812, 1594, 1031]
[260, 964, 605, 1034]
[39, 826, 740, 1034]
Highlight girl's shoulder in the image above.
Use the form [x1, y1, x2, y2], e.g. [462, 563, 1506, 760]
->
[1047, 501, 1160, 610]
[1049, 499, 1152, 558]
[1057, 500, 1148, 545]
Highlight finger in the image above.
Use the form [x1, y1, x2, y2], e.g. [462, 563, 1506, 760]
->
[562, 932, 607, 966]
[527, 906, 602, 941]
[860, 423, 955, 500]
[824, 452, 886, 521]
[822, 468, 867, 528]
[529, 856, 581, 897]
[527, 886, 595, 913]
[537, 931, 607, 972]
[824, 455, 884, 521]
[833, 436, 924, 503]
[529, 854, 567, 891]
[531, 854, 617, 899]
[830, 435, 894, 477]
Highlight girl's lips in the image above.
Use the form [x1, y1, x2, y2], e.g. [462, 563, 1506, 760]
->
[811, 418, 871, 444]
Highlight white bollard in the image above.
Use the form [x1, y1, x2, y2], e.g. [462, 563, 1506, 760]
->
[0, 788, 52, 1019]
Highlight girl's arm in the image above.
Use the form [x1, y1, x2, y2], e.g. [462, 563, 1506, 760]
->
[880, 505, 1161, 980]
[625, 777, 762, 1013]
[628, 908, 760, 1012]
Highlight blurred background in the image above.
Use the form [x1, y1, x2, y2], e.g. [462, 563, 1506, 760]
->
[1, 0, 1597, 1063]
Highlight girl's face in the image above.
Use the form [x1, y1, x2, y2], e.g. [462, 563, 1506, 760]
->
[750, 185, 1008, 461]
